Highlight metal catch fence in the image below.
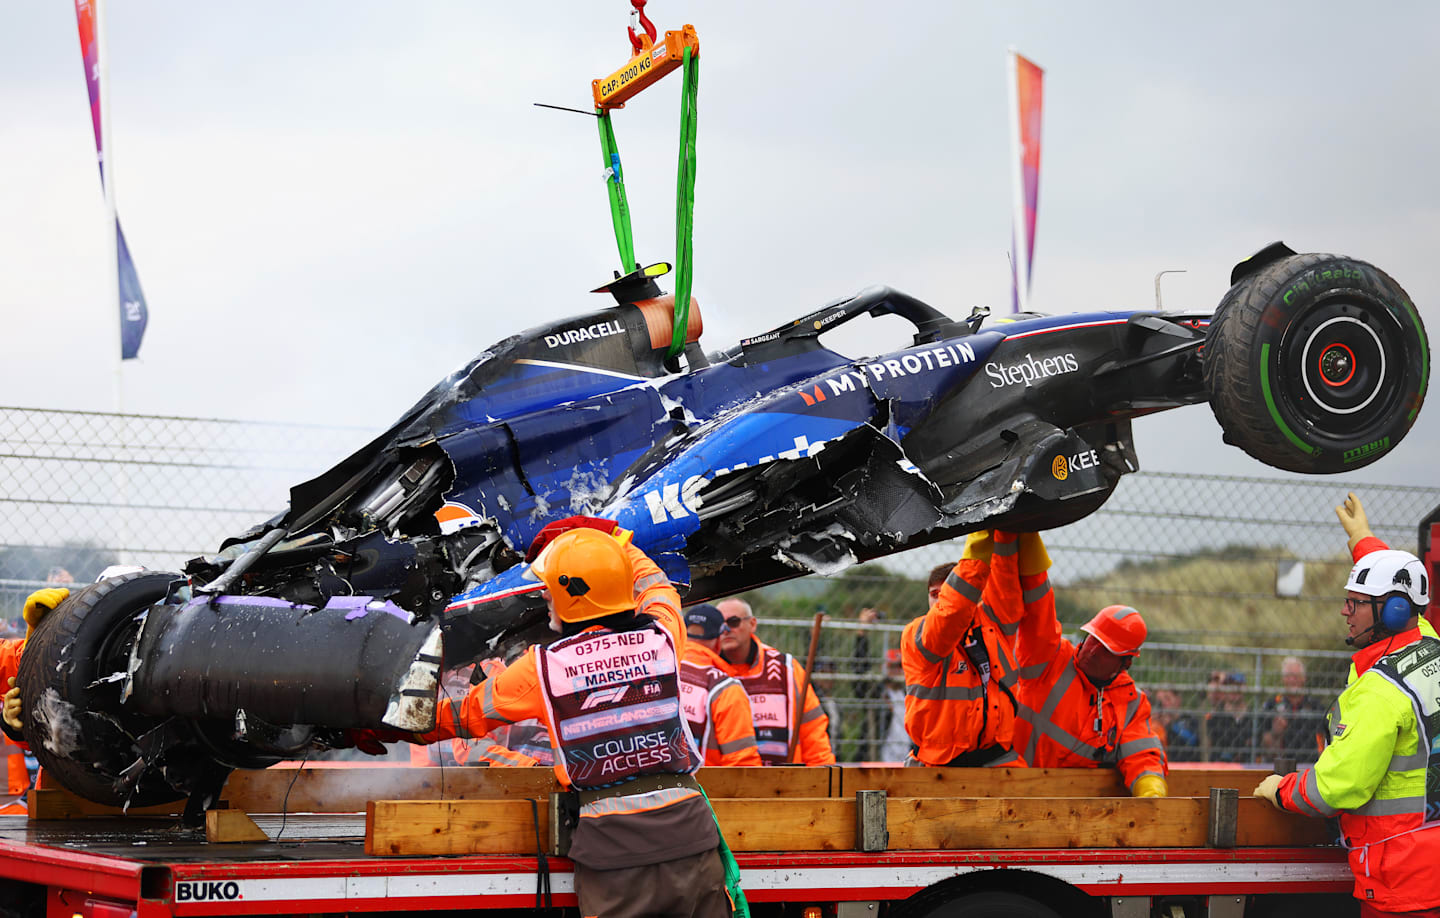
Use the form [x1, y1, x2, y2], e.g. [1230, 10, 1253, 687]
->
[1, 405, 1435, 764]
[0, 405, 369, 636]
[725, 477, 1438, 763]
[756, 617, 1350, 766]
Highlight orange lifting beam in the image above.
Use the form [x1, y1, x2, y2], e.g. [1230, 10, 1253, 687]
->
[592, 24, 699, 111]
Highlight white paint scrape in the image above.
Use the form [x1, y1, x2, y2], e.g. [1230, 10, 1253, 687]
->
[34, 687, 83, 758]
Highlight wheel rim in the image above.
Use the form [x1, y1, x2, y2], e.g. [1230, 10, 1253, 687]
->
[1282, 297, 1405, 435]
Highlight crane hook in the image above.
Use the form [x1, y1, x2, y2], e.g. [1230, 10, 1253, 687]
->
[627, 0, 658, 54]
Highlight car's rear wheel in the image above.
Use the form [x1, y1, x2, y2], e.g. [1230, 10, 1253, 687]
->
[1204, 252, 1428, 473]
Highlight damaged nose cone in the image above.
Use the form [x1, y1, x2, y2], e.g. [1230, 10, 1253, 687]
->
[126, 595, 443, 731]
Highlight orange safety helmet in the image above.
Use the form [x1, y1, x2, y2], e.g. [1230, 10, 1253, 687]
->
[1080, 605, 1147, 657]
[530, 527, 635, 623]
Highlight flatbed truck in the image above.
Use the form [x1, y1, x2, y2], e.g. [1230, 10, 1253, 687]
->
[0, 764, 1355, 918]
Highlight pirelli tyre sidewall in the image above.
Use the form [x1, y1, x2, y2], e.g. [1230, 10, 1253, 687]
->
[16, 571, 187, 807]
[1205, 253, 1429, 474]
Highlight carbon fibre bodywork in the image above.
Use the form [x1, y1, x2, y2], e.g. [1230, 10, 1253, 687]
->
[185, 280, 1212, 664]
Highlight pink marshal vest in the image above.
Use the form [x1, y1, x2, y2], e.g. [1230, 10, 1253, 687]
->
[737, 646, 798, 765]
[536, 624, 696, 789]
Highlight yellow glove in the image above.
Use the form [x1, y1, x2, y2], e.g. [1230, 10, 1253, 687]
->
[1253, 774, 1284, 810]
[2, 677, 20, 732]
[1131, 774, 1168, 798]
[960, 530, 994, 564]
[1335, 492, 1375, 553]
[22, 587, 69, 642]
[1017, 532, 1052, 576]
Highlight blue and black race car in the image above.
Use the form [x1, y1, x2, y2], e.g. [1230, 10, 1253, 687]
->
[274, 242, 1425, 658]
[17, 242, 1429, 808]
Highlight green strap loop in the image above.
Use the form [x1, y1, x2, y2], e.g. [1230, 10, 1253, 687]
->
[699, 784, 749, 917]
[669, 46, 699, 358]
[597, 110, 636, 273]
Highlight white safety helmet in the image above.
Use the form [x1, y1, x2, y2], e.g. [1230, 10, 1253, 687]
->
[1346, 550, 1430, 607]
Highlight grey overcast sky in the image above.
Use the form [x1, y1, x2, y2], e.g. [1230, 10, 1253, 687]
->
[1, 2, 1436, 490]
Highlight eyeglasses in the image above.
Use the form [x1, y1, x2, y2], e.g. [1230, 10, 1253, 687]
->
[724, 616, 750, 629]
[1344, 597, 1380, 615]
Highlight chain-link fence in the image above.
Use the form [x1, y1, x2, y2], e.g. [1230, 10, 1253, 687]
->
[2, 406, 1436, 763]
[0, 405, 371, 635]
[757, 617, 1350, 766]
[734, 476, 1438, 764]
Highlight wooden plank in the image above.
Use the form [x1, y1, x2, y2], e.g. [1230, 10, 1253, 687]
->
[839, 767, 1126, 798]
[1169, 770, 1273, 797]
[365, 799, 550, 856]
[838, 767, 1276, 799]
[205, 809, 268, 843]
[888, 797, 1210, 849]
[225, 764, 836, 812]
[710, 798, 856, 851]
[1235, 798, 1332, 847]
[224, 766, 559, 813]
[27, 786, 213, 820]
[364, 796, 855, 856]
[885, 796, 1331, 849]
[694, 766, 833, 798]
[360, 793, 1331, 856]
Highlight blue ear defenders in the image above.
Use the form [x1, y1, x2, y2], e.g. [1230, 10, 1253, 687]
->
[1381, 595, 1414, 632]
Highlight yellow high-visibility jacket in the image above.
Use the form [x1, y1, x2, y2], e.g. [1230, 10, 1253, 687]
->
[1276, 538, 1440, 911]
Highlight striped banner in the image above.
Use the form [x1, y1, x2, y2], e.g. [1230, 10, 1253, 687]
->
[1008, 49, 1044, 314]
[75, 0, 149, 359]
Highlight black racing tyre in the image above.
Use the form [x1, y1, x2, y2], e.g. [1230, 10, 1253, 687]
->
[1204, 252, 1429, 473]
[16, 571, 195, 807]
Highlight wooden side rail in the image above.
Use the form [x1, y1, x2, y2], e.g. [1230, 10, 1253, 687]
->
[836, 767, 1273, 799]
[224, 765, 834, 815]
[364, 794, 1330, 857]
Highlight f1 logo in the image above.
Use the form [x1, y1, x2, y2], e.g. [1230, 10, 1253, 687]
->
[581, 685, 629, 710]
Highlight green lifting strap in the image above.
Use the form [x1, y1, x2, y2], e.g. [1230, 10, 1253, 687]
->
[699, 785, 750, 917]
[669, 45, 699, 358]
[597, 110, 636, 273]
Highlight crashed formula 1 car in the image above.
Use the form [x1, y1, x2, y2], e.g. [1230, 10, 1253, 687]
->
[18, 242, 1430, 810]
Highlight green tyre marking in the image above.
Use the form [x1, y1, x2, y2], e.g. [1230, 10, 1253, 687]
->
[1399, 298, 1429, 421]
[1259, 342, 1319, 456]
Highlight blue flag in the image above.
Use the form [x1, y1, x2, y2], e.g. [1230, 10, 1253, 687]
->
[116, 220, 148, 359]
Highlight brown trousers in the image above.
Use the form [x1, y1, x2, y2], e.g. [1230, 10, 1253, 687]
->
[575, 845, 730, 918]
